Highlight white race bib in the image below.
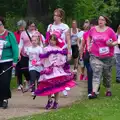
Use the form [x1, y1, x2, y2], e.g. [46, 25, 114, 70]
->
[99, 47, 109, 55]
[0, 41, 6, 59]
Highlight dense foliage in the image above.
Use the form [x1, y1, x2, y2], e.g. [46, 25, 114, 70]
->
[1, 0, 120, 31]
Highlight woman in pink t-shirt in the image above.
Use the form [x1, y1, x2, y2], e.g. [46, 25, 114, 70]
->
[19, 21, 38, 89]
[88, 16, 117, 99]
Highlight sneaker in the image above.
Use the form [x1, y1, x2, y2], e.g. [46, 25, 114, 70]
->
[51, 94, 55, 98]
[52, 101, 58, 109]
[17, 85, 23, 91]
[88, 92, 97, 99]
[88, 94, 92, 97]
[25, 83, 29, 90]
[85, 76, 88, 81]
[62, 90, 68, 96]
[106, 91, 112, 96]
[45, 100, 53, 110]
[2, 100, 8, 109]
[80, 74, 84, 81]
[31, 92, 35, 96]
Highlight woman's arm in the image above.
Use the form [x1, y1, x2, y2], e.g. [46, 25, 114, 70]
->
[80, 38, 86, 59]
[65, 30, 71, 60]
[9, 32, 19, 63]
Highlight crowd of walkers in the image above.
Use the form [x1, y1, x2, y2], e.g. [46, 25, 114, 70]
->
[0, 8, 120, 109]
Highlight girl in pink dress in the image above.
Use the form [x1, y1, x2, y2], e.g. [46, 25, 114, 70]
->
[34, 31, 75, 109]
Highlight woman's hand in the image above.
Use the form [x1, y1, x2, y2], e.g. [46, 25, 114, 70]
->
[12, 63, 17, 68]
[67, 53, 71, 61]
[106, 40, 114, 46]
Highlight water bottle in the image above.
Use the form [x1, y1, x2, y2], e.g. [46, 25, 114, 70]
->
[79, 58, 84, 68]
[12, 67, 15, 78]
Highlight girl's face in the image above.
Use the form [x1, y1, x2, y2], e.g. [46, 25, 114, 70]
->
[31, 36, 39, 47]
[54, 11, 61, 23]
[98, 16, 106, 27]
[28, 23, 36, 31]
[50, 39, 57, 46]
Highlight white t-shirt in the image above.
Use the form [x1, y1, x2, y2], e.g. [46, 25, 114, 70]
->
[47, 23, 69, 47]
[114, 34, 120, 54]
[26, 46, 43, 72]
[77, 31, 84, 39]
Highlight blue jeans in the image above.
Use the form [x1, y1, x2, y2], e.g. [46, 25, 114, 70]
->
[115, 54, 120, 81]
[84, 61, 93, 94]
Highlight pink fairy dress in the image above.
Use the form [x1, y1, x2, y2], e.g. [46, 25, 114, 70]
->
[35, 31, 75, 96]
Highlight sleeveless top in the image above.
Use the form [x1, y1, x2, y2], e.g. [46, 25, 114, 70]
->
[70, 28, 79, 45]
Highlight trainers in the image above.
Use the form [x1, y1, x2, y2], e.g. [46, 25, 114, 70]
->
[17, 85, 23, 91]
[2, 100, 8, 109]
[31, 92, 35, 96]
[80, 74, 84, 81]
[45, 100, 53, 110]
[52, 101, 58, 109]
[85, 76, 88, 81]
[51, 94, 55, 98]
[106, 91, 112, 96]
[62, 90, 68, 96]
[89, 92, 97, 99]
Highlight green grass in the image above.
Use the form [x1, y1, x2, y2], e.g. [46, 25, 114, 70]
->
[11, 77, 17, 89]
[10, 67, 120, 120]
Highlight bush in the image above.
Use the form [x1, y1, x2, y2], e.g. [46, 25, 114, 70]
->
[5, 13, 24, 32]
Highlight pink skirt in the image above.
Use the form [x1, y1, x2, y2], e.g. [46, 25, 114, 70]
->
[35, 75, 75, 96]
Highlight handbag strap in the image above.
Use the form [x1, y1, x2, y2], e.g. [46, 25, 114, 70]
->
[26, 30, 32, 42]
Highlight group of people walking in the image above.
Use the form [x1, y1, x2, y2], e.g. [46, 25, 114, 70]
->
[0, 8, 119, 110]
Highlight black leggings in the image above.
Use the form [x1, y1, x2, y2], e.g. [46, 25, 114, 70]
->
[0, 61, 12, 101]
[29, 70, 40, 92]
[16, 56, 30, 85]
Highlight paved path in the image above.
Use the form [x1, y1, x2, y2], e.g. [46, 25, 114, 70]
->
[0, 67, 87, 120]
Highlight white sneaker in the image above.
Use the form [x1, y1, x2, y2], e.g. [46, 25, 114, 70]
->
[31, 92, 35, 96]
[51, 94, 55, 98]
[62, 90, 68, 96]
[88, 94, 92, 97]
[17, 85, 22, 90]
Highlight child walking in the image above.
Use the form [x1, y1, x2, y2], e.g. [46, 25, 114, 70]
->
[26, 34, 43, 96]
[34, 31, 75, 109]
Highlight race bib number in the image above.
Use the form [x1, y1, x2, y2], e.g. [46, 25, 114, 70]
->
[0, 41, 6, 59]
[99, 47, 109, 55]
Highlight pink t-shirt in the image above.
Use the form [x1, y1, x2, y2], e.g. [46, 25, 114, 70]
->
[83, 31, 89, 53]
[89, 27, 117, 58]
